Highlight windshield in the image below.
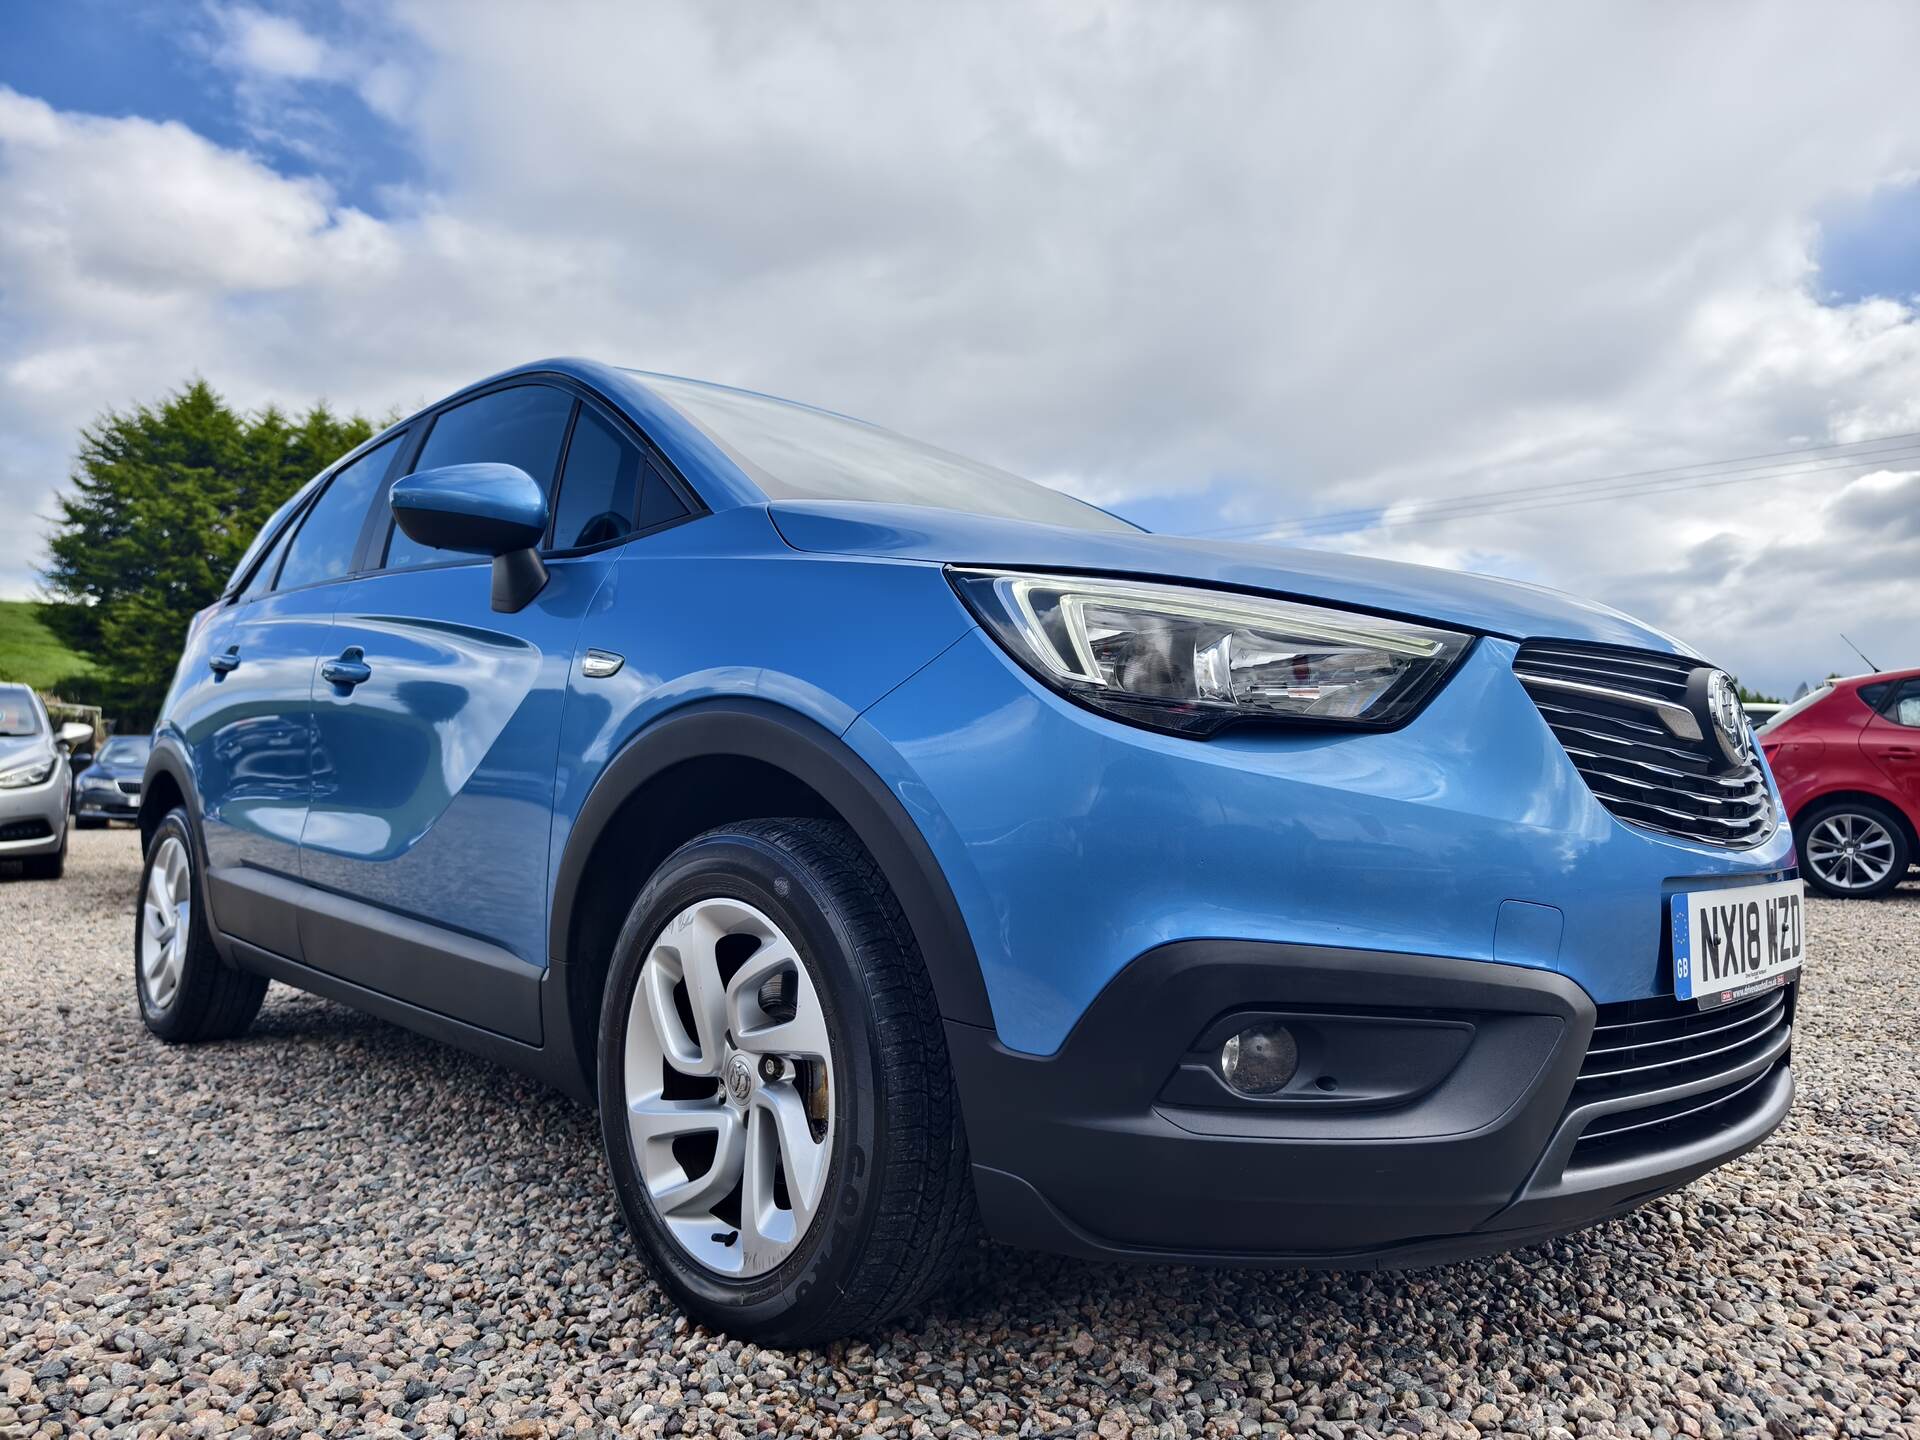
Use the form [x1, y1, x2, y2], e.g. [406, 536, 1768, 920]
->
[638, 373, 1140, 534]
[1756, 684, 1831, 734]
[0, 687, 43, 737]
[98, 736, 151, 765]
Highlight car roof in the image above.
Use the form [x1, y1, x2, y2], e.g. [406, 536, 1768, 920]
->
[332, 357, 771, 513]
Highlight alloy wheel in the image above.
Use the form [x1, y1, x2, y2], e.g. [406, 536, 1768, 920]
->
[1804, 811, 1897, 892]
[140, 835, 192, 1010]
[622, 897, 835, 1277]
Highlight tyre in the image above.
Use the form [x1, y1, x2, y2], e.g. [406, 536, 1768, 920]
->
[136, 808, 269, 1041]
[1797, 799, 1912, 899]
[20, 828, 66, 880]
[597, 818, 973, 1344]
[76, 816, 107, 830]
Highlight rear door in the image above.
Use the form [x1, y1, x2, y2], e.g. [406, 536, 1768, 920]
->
[186, 433, 405, 958]
[298, 383, 690, 1040]
[1861, 678, 1920, 821]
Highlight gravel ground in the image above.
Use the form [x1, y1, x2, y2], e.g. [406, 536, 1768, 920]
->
[2, 828, 1917, 1440]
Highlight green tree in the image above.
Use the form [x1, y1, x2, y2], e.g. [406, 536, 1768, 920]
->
[39, 380, 377, 727]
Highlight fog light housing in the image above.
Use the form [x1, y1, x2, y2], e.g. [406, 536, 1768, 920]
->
[1220, 1023, 1298, 1095]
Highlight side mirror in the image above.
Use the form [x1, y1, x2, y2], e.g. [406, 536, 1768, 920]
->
[390, 463, 551, 613]
[56, 722, 94, 752]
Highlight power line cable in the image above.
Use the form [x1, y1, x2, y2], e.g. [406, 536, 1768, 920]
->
[1194, 430, 1920, 540]
[1194, 432, 1920, 542]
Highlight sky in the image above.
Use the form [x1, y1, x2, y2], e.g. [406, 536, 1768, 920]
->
[2, 2, 1918, 697]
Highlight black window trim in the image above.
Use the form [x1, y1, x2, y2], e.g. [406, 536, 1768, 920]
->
[359, 373, 708, 580]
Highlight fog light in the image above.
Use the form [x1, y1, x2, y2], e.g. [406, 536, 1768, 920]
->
[1220, 1023, 1298, 1095]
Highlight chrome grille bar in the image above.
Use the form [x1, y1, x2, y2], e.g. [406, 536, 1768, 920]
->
[1515, 640, 1774, 849]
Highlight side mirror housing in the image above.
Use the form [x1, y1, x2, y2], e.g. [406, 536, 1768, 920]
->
[56, 722, 94, 752]
[390, 463, 551, 613]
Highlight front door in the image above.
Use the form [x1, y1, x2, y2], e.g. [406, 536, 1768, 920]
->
[295, 380, 630, 1043]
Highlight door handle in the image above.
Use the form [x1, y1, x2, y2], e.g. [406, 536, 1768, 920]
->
[320, 648, 372, 690]
[1887, 747, 1917, 760]
[208, 648, 241, 675]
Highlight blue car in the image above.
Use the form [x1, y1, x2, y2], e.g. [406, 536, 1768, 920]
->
[140, 359, 1802, 1342]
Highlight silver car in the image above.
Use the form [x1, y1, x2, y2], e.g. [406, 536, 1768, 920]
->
[0, 684, 87, 880]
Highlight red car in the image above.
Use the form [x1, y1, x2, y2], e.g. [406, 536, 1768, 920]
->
[1759, 668, 1920, 898]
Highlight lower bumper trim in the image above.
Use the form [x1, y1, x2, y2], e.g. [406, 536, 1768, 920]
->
[954, 939, 1793, 1265]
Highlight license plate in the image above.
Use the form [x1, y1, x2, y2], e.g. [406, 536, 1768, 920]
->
[1672, 878, 1805, 1009]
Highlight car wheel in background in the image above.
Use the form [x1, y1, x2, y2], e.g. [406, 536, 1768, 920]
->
[135, 808, 269, 1040]
[1796, 799, 1912, 899]
[597, 818, 973, 1345]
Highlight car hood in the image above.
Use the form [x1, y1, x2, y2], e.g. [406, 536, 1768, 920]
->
[768, 501, 1693, 653]
[0, 734, 51, 770]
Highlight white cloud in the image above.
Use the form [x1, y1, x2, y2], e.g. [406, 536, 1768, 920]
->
[214, 7, 335, 82]
[3, 1, 1920, 695]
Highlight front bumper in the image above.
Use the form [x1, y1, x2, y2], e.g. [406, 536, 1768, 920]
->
[0, 775, 70, 856]
[952, 940, 1793, 1263]
[74, 781, 140, 821]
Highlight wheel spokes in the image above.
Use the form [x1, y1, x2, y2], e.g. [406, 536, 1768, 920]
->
[629, 1098, 744, 1215]
[742, 1084, 830, 1251]
[727, 941, 831, 1059]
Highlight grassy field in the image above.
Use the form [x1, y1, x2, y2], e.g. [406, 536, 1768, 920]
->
[0, 599, 97, 692]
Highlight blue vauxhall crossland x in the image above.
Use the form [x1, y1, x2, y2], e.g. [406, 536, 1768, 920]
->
[139, 359, 1804, 1342]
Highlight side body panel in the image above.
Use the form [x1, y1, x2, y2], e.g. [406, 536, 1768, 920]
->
[543, 508, 976, 929]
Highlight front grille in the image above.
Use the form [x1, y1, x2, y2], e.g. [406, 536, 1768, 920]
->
[117, 780, 141, 796]
[1567, 986, 1793, 1164]
[1514, 640, 1773, 848]
[0, 818, 54, 842]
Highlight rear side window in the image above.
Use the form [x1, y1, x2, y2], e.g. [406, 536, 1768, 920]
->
[239, 518, 297, 601]
[277, 434, 403, 591]
[224, 481, 316, 596]
[1887, 679, 1920, 728]
[385, 385, 575, 569]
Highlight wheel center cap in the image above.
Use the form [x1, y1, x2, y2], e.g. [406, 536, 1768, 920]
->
[724, 1052, 755, 1106]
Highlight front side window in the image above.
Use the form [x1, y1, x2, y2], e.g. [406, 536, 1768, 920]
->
[637, 372, 1140, 533]
[550, 406, 690, 549]
[384, 385, 575, 570]
[277, 434, 404, 591]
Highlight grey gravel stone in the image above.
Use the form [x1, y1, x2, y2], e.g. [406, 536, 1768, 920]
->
[3, 829, 1918, 1437]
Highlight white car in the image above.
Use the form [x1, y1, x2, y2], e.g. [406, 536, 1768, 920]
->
[0, 684, 89, 879]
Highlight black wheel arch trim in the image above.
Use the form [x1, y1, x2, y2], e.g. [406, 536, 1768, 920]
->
[139, 736, 221, 932]
[547, 699, 994, 1032]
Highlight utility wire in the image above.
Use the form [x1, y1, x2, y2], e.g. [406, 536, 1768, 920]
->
[1227, 445, 1920, 541]
[1193, 430, 1920, 542]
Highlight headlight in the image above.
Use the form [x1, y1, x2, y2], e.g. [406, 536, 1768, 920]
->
[83, 773, 118, 790]
[951, 568, 1472, 736]
[0, 757, 56, 788]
